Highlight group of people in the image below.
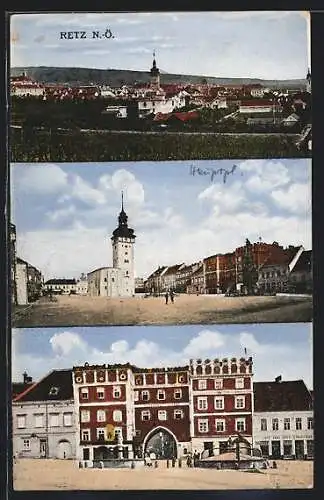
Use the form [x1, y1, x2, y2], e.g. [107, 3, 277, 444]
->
[165, 290, 175, 305]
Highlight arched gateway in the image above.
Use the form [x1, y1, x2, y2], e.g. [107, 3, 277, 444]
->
[144, 427, 178, 459]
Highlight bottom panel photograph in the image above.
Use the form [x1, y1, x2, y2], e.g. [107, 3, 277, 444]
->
[12, 323, 313, 491]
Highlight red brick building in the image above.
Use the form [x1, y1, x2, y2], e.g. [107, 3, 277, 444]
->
[190, 358, 253, 456]
[204, 253, 236, 294]
[73, 357, 253, 463]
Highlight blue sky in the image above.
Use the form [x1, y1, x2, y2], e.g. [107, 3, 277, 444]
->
[10, 159, 312, 281]
[12, 323, 313, 389]
[10, 11, 310, 79]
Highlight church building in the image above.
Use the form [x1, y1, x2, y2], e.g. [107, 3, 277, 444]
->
[87, 195, 136, 298]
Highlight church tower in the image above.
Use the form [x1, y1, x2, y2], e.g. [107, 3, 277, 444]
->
[306, 68, 311, 93]
[111, 193, 136, 297]
[150, 51, 160, 91]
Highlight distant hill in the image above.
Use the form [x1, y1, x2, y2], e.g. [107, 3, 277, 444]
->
[11, 66, 306, 89]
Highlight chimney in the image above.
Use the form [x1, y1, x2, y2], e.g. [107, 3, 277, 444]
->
[23, 371, 33, 384]
[275, 375, 282, 383]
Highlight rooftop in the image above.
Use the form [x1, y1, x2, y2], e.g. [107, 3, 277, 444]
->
[13, 369, 73, 402]
[254, 380, 313, 412]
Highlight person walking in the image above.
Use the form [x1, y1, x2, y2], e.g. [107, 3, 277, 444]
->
[165, 291, 169, 304]
[170, 290, 174, 303]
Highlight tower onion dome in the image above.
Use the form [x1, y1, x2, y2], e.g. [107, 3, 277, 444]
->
[112, 192, 136, 240]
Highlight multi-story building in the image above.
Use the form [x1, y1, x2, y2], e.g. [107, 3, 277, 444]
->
[73, 363, 136, 462]
[10, 223, 17, 304]
[175, 262, 202, 293]
[189, 358, 253, 457]
[187, 263, 205, 294]
[133, 366, 191, 459]
[160, 264, 185, 292]
[16, 257, 43, 305]
[253, 378, 314, 460]
[204, 253, 236, 294]
[257, 245, 305, 294]
[13, 369, 76, 459]
[144, 266, 168, 295]
[44, 278, 77, 295]
[288, 250, 312, 294]
[72, 357, 254, 465]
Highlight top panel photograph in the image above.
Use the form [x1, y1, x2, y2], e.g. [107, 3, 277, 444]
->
[9, 11, 311, 162]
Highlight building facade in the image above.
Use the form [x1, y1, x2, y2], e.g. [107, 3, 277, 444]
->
[13, 370, 76, 459]
[253, 379, 314, 460]
[72, 357, 254, 465]
[189, 358, 253, 456]
[44, 278, 77, 295]
[16, 257, 43, 305]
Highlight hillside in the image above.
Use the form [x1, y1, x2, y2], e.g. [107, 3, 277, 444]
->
[11, 66, 306, 89]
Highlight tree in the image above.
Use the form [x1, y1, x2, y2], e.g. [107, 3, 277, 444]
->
[242, 239, 258, 294]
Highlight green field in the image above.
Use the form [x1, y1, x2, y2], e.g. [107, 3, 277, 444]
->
[10, 128, 308, 162]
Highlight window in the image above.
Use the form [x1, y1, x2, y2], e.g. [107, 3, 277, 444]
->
[157, 390, 165, 400]
[81, 430, 90, 441]
[214, 397, 224, 410]
[49, 386, 59, 396]
[215, 419, 226, 432]
[141, 390, 149, 401]
[23, 439, 30, 451]
[34, 414, 44, 428]
[261, 418, 267, 431]
[272, 418, 279, 431]
[97, 428, 105, 441]
[235, 396, 245, 409]
[174, 409, 184, 420]
[81, 388, 89, 400]
[198, 379, 207, 390]
[96, 387, 105, 399]
[198, 419, 209, 433]
[158, 410, 167, 421]
[308, 417, 313, 430]
[81, 410, 90, 423]
[236, 418, 246, 432]
[174, 389, 182, 399]
[113, 410, 122, 422]
[17, 415, 26, 429]
[113, 386, 121, 399]
[63, 413, 72, 427]
[124, 259, 129, 263]
[141, 410, 150, 421]
[284, 418, 290, 430]
[235, 378, 244, 389]
[296, 417, 302, 430]
[214, 379, 223, 389]
[97, 410, 106, 422]
[49, 413, 59, 427]
[134, 390, 139, 402]
[198, 397, 208, 410]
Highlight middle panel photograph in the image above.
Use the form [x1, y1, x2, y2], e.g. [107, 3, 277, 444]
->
[11, 159, 312, 328]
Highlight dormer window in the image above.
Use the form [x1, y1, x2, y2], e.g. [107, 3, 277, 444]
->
[49, 387, 59, 396]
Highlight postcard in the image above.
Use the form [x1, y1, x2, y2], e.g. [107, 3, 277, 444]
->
[12, 323, 313, 490]
[10, 158, 312, 327]
[9, 11, 311, 162]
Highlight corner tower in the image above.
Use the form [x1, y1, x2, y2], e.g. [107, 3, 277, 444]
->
[111, 193, 136, 296]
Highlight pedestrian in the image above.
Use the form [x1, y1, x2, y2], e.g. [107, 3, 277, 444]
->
[170, 290, 174, 303]
[165, 291, 169, 304]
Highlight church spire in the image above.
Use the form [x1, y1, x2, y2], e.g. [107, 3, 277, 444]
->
[121, 190, 124, 212]
[112, 194, 136, 240]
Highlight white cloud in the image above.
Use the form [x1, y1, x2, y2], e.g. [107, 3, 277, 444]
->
[50, 331, 89, 356]
[271, 183, 311, 215]
[183, 330, 225, 357]
[12, 327, 313, 389]
[12, 164, 68, 195]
